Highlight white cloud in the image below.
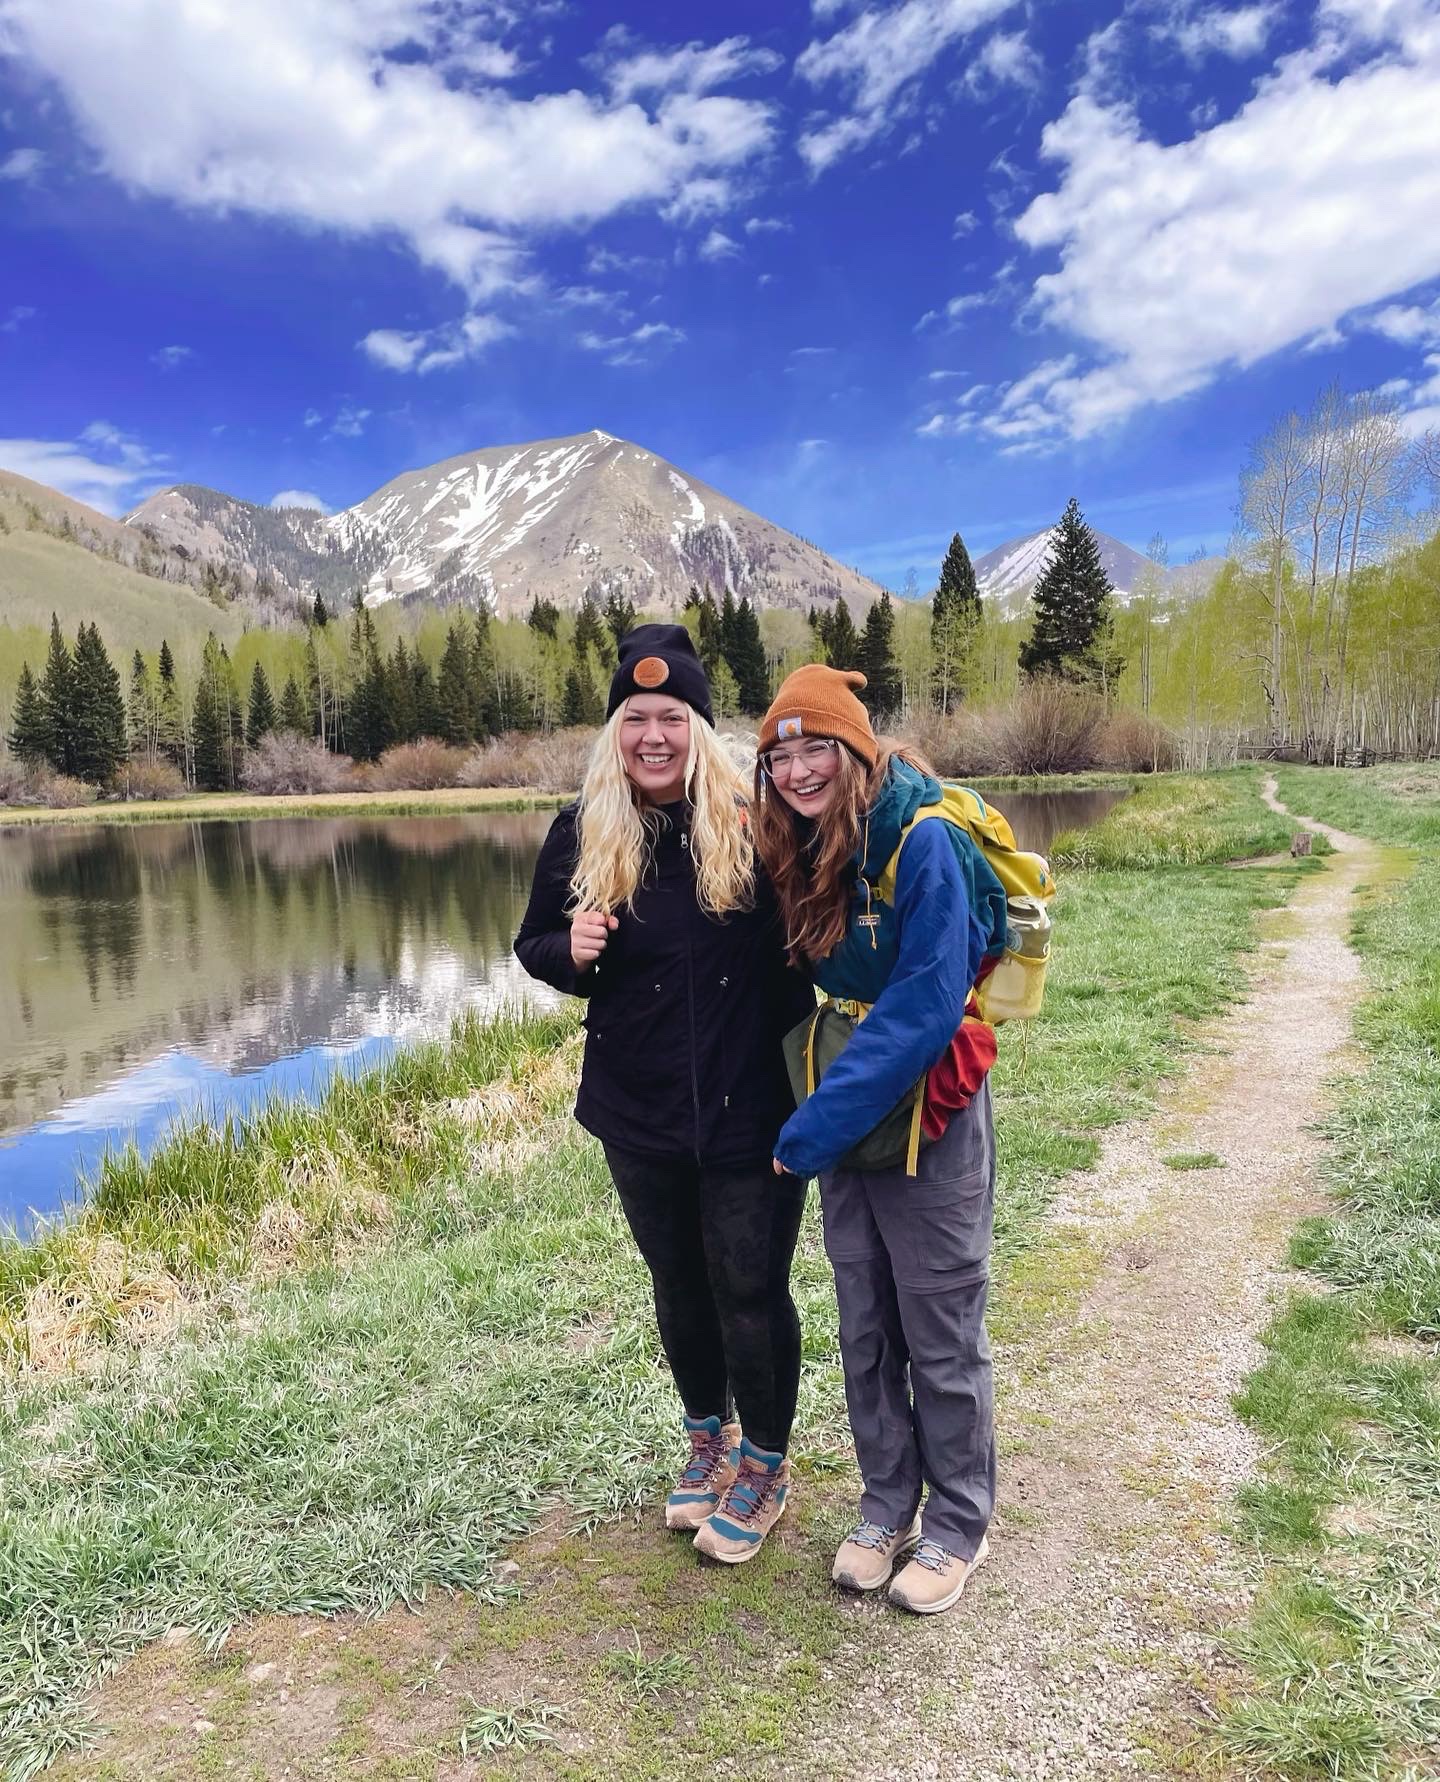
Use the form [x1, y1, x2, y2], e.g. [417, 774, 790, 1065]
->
[0, 422, 166, 513]
[744, 214, 792, 234]
[985, 6, 1440, 441]
[270, 488, 329, 512]
[577, 320, 686, 367]
[1, 305, 36, 333]
[327, 404, 370, 438]
[359, 313, 513, 374]
[917, 291, 991, 330]
[698, 226, 741, 262]
[965, 30, 1043, 95]
[797, 0, 1020, 172]
[302, 408, 322, 427]
[952, 209, 979, 237]
[150, 343, 193, 369]
[0, 146, 44, 180]
[1159, 4, 1278, 62]
[594, 30, 782, 102]
[1367, 300, 1440, 346]
[3, 2, 776, 303]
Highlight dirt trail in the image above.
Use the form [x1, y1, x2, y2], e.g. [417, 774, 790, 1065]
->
[784, 782, 1380, 1780]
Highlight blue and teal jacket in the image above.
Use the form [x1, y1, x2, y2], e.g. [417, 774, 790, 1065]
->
[773, 758, 997, 1178]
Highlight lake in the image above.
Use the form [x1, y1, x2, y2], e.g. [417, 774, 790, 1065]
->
[0, 786, 1124, 1230]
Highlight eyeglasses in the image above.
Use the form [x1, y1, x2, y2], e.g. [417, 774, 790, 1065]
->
[760, 737, 840, 777]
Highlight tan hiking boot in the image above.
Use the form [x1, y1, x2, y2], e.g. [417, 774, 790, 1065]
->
[888, 1534, 990, 1615]
[692, 1438, 790, 1564]
[665, 1415, 742, 1531]
[832, 1514, 922, 1592]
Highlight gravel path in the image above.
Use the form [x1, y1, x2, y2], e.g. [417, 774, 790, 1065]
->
[785, 783, 1379, 1781]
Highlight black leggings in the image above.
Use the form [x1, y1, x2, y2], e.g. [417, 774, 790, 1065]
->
[602, 1146, 807, 1455]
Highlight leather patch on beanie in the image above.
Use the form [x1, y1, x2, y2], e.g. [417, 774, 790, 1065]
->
[632, 656, 670, 689]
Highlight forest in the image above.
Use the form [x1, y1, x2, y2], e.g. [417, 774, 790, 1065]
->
[2, 384, 1438, 799]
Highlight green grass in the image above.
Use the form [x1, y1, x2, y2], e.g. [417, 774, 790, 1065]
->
[0, 769, 1310, 1780]
[1162, 1151, 1225, 1171]
[1224, 764, 1440, 1778]
[1051, 768, 1310, 868]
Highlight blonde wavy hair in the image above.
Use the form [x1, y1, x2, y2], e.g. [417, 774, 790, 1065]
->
[570, 701, 754, 917]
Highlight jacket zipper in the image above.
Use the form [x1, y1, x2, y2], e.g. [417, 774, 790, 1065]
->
[682, 824, 703, 1161]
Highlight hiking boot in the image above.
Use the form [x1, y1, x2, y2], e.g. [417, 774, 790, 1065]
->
[888, 1534, 990, 1615]
[692, 1437, 790, 1564]
[832, 1514, 922, 1592]
[665, 1415, 742, 1531]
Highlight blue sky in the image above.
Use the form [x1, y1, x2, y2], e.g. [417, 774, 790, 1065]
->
[2, 0, 1438, 589]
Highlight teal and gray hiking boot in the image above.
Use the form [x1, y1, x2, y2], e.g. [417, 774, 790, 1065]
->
[692, 1437, 790, 1563]
[665, 1414, 742, 1531]
[832, 1514, 922, 1592]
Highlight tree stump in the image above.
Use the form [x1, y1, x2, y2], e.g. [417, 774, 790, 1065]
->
[1290, 832, 1313, 857]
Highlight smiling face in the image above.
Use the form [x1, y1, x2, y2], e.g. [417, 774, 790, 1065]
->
[618, 694, 692, 804]
[765, 735, 844, 818]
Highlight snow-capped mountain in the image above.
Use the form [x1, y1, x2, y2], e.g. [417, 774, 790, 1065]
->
[126, 430, 885, 619]
[974, 527, 1155, 615]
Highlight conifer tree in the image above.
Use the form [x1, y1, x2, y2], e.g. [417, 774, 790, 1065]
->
[859, 592, 902, 719]
[312, 591, 329, 628]
[386, 638, 418, 744]
[823, 598, 861, 669]
[346, 604, 392, 761]
[71, 622, 127, 783]
[278, 673, 308, 736]
[1018, 497, 1118, 685]
[436, 618, 475, 745]
[411, 656, 441, 739]
[469, 611, 500, 739]
[156, 639, 184, 767]
[37, 613, 76, 776]
[560, 667, 588, 728]
[573, 592, 608, 660]
[6, 663, 46, 764]
[246, 662, 277, 746]
[727, 596, 770, 714]
[696, 589, 724, 672]
[603, 588, 637, 648]
[719, 588, 739, 668]
[526, 595, 560, 638]
[932, 532, 980, 712]
[192, 634, 239, 790]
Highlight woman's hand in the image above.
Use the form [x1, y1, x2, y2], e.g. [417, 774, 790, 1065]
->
[772, 1157, 787, 1177]
[570, 908, 618, 970]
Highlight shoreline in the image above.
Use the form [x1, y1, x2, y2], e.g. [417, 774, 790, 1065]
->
[0, 771, 1142, 832]
[0, 784, 571, 829]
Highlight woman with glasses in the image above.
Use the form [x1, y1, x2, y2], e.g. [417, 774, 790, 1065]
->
[752, 662, 998, 1615]
[514, 625, 815, 1564]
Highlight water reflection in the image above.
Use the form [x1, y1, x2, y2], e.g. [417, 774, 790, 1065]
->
[0, 787, 1124, 1232]
[0, 811, 560, 1229]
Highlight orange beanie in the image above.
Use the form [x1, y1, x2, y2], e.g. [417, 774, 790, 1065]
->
[758, 663, 877, 768]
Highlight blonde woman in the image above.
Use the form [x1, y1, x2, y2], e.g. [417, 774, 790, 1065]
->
[515, 625, 815, 1563]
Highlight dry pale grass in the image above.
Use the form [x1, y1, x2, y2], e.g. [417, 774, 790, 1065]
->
[15, 1238, 186, 1376]
[448, 1032, 585, 1175]
[456, 728, 595, 793]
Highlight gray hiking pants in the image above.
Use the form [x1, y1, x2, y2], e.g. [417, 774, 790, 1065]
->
[819, 1079, 995, 1558]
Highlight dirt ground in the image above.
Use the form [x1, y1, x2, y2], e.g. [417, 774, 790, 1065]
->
[47, 783, 1377, 1782]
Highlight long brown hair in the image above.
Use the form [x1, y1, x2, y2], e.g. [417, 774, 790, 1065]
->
[753, 740, 931, 965]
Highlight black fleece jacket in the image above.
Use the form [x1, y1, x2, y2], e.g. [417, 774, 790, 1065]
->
[513, 801, 814, 1164]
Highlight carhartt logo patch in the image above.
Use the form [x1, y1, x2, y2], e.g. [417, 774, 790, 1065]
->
[777, 716, 803, 739]
[633, 656, 670, 688]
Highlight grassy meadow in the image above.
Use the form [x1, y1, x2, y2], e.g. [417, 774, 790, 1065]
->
[0, 771, 1309, 1779]
[1224, 764, 1440, 1780]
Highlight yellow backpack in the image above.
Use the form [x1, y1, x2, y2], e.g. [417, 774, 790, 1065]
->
[875, 785, 1057, 1024]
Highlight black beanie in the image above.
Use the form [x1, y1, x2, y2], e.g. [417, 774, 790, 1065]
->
[606, 622, 714, 725]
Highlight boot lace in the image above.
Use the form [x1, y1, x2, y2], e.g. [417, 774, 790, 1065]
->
[718, 1462, 776, 1525]
[911, 1537, 958, 1573]
[845, 1521, 899, 1551]
[679, 1429, 727, 1490]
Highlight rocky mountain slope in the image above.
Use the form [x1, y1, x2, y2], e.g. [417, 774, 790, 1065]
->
[125, 430, 886, 619]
